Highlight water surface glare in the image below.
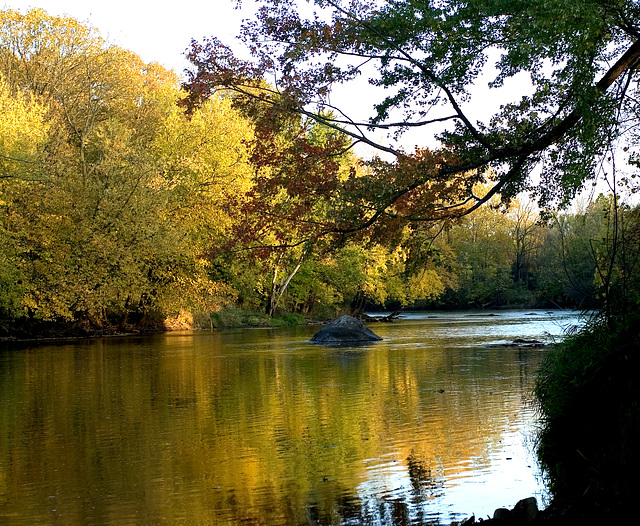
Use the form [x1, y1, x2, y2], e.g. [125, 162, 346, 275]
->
[0, 310, 584, 525]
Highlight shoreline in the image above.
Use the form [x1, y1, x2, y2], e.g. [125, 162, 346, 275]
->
[0, 307, 579, 345]
[455, 496, 635, 526]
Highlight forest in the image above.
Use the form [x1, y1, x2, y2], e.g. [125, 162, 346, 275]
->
[3, 2, 640, 522]
[1, 8, 636, 338]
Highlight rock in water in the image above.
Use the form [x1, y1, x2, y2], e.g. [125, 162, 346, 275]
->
[310, 315, 383, 345]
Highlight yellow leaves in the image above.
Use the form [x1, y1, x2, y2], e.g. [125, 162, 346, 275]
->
[328, 236, 454, 308]
[0, 75, 49, 174]
[0, 9, 103, 100]
[152, 93, 255, 237]
[0, 7, 262, 325]
[345, 243, 410, 306]
[163, 270, 238, 317]
[407, 269, 446, 303]
[163, 95, 253, 185]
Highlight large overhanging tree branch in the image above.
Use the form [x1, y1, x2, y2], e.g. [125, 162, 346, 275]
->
[182, 0, 640, 240]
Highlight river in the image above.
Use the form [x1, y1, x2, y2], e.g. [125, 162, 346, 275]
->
[0, 309, 584, 525]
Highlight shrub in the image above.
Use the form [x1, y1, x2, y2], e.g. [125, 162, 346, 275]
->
[210, 308, 305, 328]
[271, 313, 306, 326]
[210, 309, 268, 328]
[535, 312, 640, 506]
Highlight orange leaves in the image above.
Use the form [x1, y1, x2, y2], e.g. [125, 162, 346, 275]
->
[346, 147, 483, 232]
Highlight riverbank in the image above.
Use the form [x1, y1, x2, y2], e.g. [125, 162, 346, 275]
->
[0, 307, 577, 343]
[0, 308, 311, 343]
[455, 496, 635, 525]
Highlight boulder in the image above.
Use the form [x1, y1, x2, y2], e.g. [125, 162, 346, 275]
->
[488, 497, 538, 524]
[513, 497, 538, 522]
[310, 315, 383, 345]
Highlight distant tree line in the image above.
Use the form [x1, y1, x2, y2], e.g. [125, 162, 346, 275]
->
[222, 191, 638, 316]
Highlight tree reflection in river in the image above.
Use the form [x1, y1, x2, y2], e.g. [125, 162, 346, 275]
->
[0, 311, 581, 525]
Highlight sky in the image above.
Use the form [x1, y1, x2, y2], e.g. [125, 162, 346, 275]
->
[2, 0, 254, 76]
[1, 0, 404, 157]
[2, 1, 622, 201]
[0, 2, 545, 150]
[2, 1, 523, 137]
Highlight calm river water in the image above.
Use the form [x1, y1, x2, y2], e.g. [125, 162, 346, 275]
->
[0, 310, 584, 525]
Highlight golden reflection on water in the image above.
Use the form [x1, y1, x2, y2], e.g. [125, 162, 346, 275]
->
[0, 312, 572, 525]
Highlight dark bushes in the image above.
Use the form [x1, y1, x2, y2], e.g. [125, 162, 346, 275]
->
[535, 311, 640, 509]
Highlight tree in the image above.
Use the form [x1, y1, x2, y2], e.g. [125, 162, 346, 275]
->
[444, 195, 514, 306]
[509, 199, 543, 288]
[201, 104, 358, 316]
[183, 0, 640, 241]
[182, 1, 640, 507]
[537, 203, 604, 308]
[534, 201, 640, 512]
[586, 194, 640, 322]
[0, 9, 254, 330]
[0, 73, 51, 324]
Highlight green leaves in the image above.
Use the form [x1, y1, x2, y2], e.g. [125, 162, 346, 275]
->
[184, 0, 640, 233]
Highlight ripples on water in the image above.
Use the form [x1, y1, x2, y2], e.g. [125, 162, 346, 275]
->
[0, 310, 585, 525]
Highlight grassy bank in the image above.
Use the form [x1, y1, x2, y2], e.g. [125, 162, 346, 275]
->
[208, 309, 307, 329]
[0, 308, 309, 341]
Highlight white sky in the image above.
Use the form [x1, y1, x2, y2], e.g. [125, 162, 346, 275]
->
[2, 1, 527, 130]
[0, 1, 540, 152]
[0, 0, 412, 156]
[2, 0, 254, 76]
[2, 1, 623, 201]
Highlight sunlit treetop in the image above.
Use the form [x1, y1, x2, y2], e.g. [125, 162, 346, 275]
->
[183, 0, 640, 235]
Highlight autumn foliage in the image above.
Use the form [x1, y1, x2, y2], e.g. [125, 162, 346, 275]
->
[1, 6, 639, 332]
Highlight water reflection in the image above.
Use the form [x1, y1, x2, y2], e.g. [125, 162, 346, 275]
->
[0, 311, 582, 525]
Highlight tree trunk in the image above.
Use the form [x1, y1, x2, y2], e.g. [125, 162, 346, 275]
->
[350, 290, 366, 316]
[266, 263, 280, 316]
[266, 247, 308, 317]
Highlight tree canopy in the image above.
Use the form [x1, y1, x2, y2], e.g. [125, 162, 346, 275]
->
[0, 9, 255, 330]
[183, 0, 640, 234]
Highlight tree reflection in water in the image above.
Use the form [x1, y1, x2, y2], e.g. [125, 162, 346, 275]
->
[0, 312, 575, 525]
